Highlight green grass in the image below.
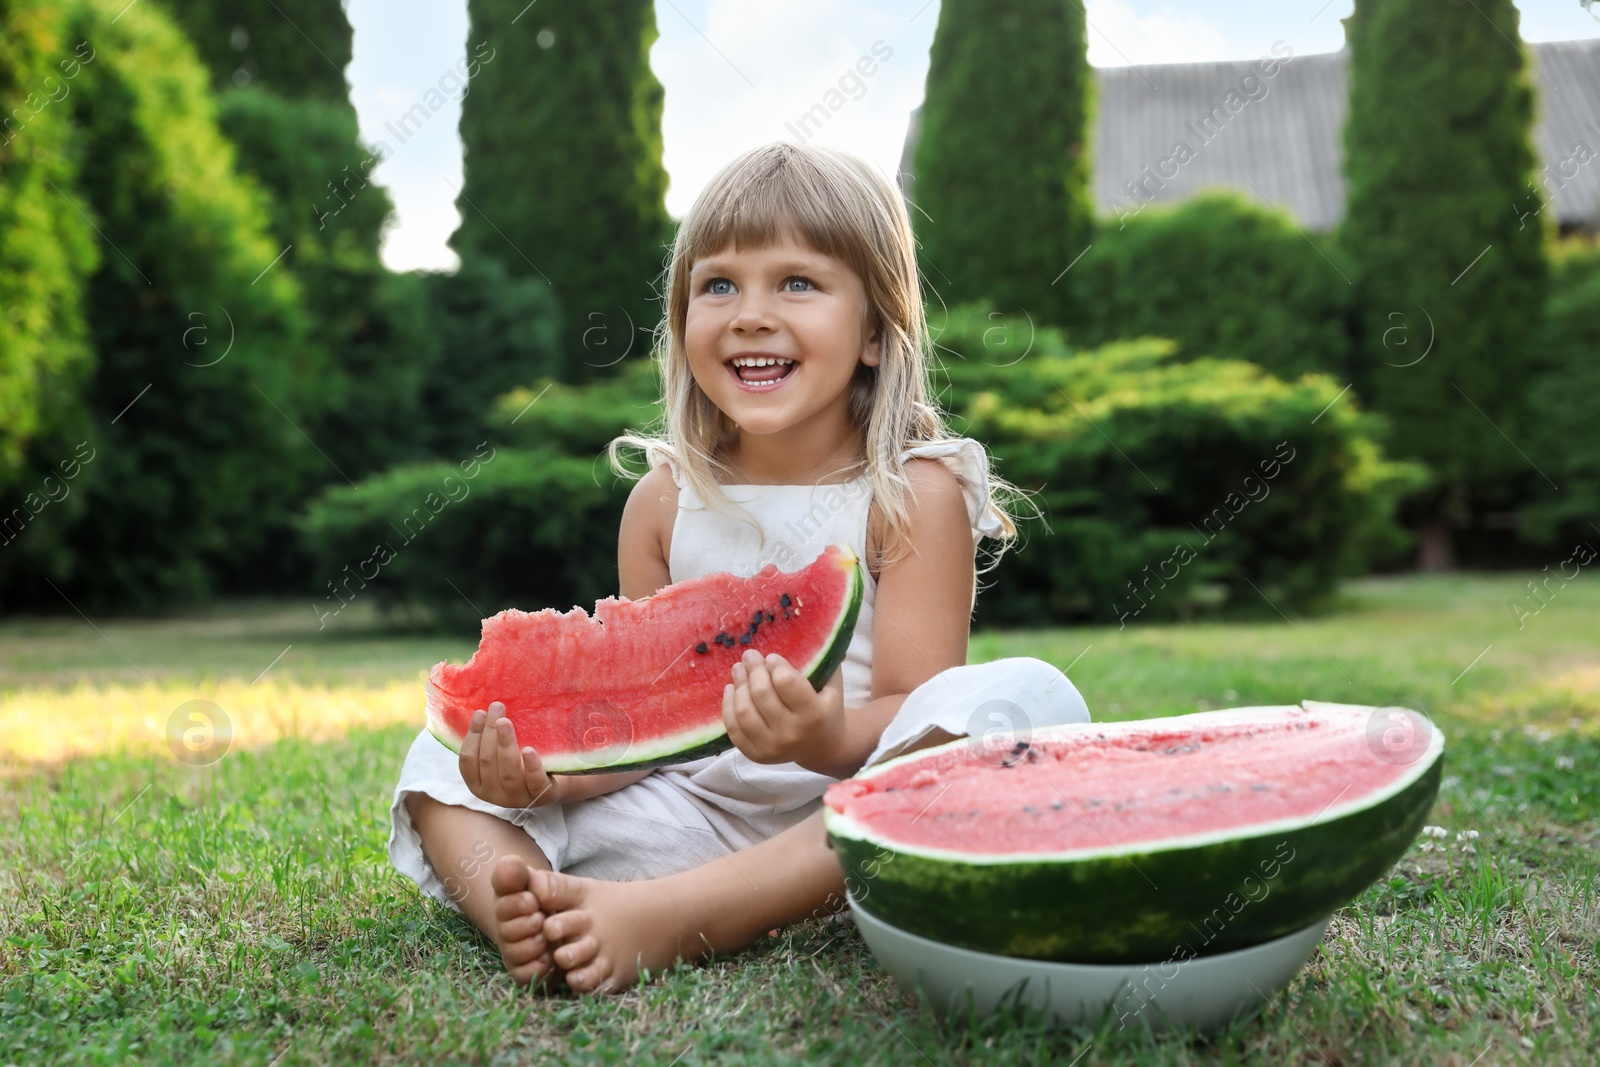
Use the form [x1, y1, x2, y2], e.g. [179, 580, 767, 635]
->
[1, 574, 1596, 1065]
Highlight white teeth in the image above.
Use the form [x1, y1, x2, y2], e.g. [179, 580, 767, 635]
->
[731, 356, 794, 368]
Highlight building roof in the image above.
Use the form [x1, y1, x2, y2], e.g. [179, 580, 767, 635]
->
[898, 38, 1600, 232]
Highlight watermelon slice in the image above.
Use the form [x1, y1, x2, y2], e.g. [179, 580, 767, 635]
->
[425, 543, 864, 774]
[823, 702, 1444, 964]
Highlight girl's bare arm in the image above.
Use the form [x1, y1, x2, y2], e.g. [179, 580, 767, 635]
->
[800, 458, 975, 778]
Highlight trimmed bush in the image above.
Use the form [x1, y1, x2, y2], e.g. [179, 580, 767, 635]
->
[932, 304, 1421, 627]
[300, 310, 1414, 629]
[1074, 192, 1353, 381]
[297, 444, 627, 634]
[417, 258, 566, 459]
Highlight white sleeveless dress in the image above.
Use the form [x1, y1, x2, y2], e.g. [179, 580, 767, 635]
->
[386, 437, 1091, 907]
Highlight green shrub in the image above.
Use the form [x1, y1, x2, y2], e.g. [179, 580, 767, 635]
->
[933, 304, 1422, 627]
[296, 366, 657, 630]
[1074, 191, 1353, 381]
[417, 258, 566, 459]
[300, 308, 1415, 630]
[297, 444, 627, 634]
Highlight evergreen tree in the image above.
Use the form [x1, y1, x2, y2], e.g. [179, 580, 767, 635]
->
[213, 90, 441, 486]
[155, 0, 352, 101]
[1339, 0, 1548, 569]
[450, 0, 670, 381]
[15, 0, 325, 609]
[0, 0, 99, 493]
[911, 0, 1094, 331]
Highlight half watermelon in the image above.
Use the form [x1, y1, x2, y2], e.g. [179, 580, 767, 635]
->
[824, 701, 1444, 964]
[426, 543, 864, 773]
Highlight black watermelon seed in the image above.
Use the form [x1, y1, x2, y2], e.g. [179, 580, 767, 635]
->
[765, 611, 774, 623]
[1050, 800, 1064, 810]
[752, 610, 764, 625]
[739, 633, 751, 645]
[780, 593, 791, 607]
[695, 642, 708, 654]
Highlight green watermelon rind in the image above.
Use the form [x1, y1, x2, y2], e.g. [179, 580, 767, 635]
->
[825, 715, 1445, 965]
[426, 546, 865, 776]
[797, 549, 864, 693]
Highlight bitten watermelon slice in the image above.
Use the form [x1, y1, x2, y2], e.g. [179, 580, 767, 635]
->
[824, 702, 1444, 964]
[426, 543, 864, 774]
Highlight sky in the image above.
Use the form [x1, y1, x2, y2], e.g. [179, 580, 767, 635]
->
[344, 0, 1600, 273]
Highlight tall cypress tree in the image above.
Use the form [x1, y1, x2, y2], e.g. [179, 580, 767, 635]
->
[451, 0, 670, 381]
[156, 0, 351, 101]
[911, 0, 1094, 331]
[1340, 0, 1547, 569]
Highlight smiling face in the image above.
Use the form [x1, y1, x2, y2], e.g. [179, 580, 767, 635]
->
[684, 230, 882, 481]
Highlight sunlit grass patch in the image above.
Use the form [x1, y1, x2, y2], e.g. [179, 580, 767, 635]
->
[0, 678, 425, 766]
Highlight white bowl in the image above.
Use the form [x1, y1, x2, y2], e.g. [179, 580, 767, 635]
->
[848, 890, 1329, 1034]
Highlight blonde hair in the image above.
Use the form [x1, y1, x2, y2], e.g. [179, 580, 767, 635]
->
[606, 140, 1036, 582]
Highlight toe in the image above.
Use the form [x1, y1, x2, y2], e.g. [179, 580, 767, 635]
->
[507, 954, 552, 988]
[490, 855, 532, 897]
[497, 912, 545, 943]
[568, 956, 612, 994]
[553, 934, 599, 972]
[543, 907, 592, 945]
[501, 933, 548, 967]
[494, 888, 541, 922]
[532, 869, 588, 913]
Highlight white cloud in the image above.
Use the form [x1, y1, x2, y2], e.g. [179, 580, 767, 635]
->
[1082, 0, 1230, 67]
[653, 0, 935, 218]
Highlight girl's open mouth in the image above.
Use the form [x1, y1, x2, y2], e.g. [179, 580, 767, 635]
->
[727, 360, 797, 393]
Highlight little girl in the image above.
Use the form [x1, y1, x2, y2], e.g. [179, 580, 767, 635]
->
[387, 141, 1091, 994]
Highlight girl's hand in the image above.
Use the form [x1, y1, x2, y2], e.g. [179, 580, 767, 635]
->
[458, 702, 569, 808]
[724, 649, 847, 769]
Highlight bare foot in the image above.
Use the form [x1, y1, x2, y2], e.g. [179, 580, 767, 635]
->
[532, 868, 700, 994]
[489, 856, 560, 988]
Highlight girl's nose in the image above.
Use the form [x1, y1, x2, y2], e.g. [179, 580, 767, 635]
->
[729, 292, 778, 330]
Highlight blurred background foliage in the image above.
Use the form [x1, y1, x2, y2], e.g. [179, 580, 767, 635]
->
[1, 0, 1594, 632]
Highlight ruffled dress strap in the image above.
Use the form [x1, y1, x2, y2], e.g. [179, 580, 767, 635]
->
[899, 437, 1006, 541]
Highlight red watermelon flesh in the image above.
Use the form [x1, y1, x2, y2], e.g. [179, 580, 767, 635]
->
[827, 703, 1433, 858]
[425, 542, 864, 774]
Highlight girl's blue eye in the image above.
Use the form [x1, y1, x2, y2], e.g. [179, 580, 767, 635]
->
[701, 275, 815, 295]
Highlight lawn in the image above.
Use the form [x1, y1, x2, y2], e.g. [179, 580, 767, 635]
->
[1, 574, 1595, 1065]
